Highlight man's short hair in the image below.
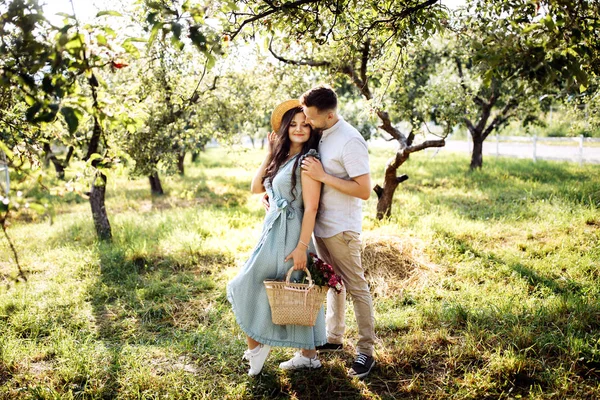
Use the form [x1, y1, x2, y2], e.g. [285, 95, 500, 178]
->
[300, 85, 337, 112]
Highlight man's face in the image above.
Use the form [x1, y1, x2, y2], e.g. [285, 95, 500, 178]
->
[302, 106, 330, 130]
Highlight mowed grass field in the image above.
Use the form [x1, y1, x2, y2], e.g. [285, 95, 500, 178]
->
[0, 146, 599, 399]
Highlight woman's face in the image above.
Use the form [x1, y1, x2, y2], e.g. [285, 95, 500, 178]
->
[287, 112, 312, 146]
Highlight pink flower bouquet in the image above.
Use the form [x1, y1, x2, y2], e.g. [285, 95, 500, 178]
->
[306, 252, 343, 293]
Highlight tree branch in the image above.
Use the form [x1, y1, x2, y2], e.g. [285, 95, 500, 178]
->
[455, 56, 469, 95]
[396, 0, 439, 19]
[1, 208, 27, 282]
[463, 117, 476, 135]
[360, 38, 370, 89]
[482, 100, 518, 140]
[268, 40, 331, 66]
[227, 0, 323, 40]
[407, 139, 446, 153]
[361, 0, 438, 34]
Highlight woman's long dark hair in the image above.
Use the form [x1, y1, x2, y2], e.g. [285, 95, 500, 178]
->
[263, 107, 319, 202]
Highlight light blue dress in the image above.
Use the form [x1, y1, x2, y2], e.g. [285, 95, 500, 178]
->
[227, 150, 326, 349]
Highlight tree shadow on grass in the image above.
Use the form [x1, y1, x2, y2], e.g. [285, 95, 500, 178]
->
[399, 230, 600, 397]
[437, 229, 584, 297]
[86, 240, 234, 397]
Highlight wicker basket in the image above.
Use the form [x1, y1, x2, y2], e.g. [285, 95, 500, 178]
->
[264, 267, 327, 326]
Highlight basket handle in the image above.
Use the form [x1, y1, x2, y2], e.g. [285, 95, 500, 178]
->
[285, 266, 313, 287]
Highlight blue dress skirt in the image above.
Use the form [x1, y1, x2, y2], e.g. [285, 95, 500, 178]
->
[227, 152, 326, 349]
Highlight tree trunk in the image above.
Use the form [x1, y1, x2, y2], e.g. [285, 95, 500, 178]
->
[177, 151, 185, 175]
[43, 143, 52, 168]
[89, 172, 112, 241]
[149, 172, 164, 196]
[191, 151, 200, 163]
[52, 161, 66, 180]
[43, 143, 75, 180]
[85, 117, 102, 161]
[375, 172, 399, 220]
[374, 165, 410, 219]
[470, 133, 484, 169]
[249, 136, 255, 148]
[372, 147, 411, 220]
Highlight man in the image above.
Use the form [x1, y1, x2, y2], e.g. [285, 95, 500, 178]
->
[299, 85, 376, 379]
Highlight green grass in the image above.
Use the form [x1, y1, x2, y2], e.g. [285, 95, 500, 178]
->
[1, 147, 599, 399]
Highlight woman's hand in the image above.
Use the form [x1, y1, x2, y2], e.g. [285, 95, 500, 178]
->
[267, 131, 277, 154]
[284, 246, 307, 270]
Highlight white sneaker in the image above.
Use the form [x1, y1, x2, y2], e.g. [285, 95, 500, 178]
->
[279, 352, 322, 370]
[243, 344, 271, 376]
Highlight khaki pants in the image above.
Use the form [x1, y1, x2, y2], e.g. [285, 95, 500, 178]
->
[315, 231, 375, 357]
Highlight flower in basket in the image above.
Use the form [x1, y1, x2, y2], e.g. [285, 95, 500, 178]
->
[306, 252, 343, 293]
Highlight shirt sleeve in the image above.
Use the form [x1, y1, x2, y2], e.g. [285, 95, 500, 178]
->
[341, 137, 370, 178]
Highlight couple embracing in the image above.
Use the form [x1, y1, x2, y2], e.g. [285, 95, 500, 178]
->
[226, 85, 376, 379]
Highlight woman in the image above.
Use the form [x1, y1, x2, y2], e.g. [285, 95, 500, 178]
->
[227, 99, 326, 376]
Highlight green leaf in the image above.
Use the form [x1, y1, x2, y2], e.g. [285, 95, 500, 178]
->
[60, 106, 80, 134]
[42, 75, 53, 93]
[25, 103, 42, 122]
[104, 26, 116, 36]
[148, 22, 164, 49]
[58, 32, 69, 46]
[189, 26, 207, 51]
[86, 153, 103, 167]
[171, 22, 182, 39]
[96, 10, 123, 17]
[206, 54, 215, 70]
[96, 34, 107, 45]
[482, 69, 493, 88]
[542, 15, 556, 31]
[170, 35, 185, 51]
[0, 141, 13, 159]
[122, 41, 140, 57]
[147, 1, 162, 10]
[55, 12, 74, 19]
[123, 37, 147, 43]
[126, 123, 137, 133]
[147, 12, 158, 25]
[65, 34, 84, 50]
[35, 105, 60, 123]
[59, 24, 74, 34]
[24, 95, 36, 106]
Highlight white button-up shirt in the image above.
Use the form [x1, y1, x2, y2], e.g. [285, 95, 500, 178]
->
[314, 116, 370, 238]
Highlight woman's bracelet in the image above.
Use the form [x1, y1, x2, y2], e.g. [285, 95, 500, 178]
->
[298, 240, 309, 249]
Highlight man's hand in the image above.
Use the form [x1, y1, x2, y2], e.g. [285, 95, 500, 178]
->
[262, 193, 270, 211]
[300, 156, 326, 182]
[284, 246, 308, 270]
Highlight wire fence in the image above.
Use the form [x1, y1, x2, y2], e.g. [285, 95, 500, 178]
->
[464, 135, 600, 165]
[369, 133, 600, 165]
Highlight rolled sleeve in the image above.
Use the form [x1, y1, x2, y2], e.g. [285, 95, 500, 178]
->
[342, 138, 370, 178]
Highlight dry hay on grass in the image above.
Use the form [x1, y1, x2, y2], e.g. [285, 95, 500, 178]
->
[361, 234, 437, 297]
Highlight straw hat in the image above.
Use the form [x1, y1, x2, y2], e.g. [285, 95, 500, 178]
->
[271, 99, 301, 131]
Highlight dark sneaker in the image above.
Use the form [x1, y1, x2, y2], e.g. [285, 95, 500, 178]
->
[348, 353, 375, 378]
[316, 342, 343, 353]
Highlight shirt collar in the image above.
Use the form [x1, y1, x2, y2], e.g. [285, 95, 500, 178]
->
[321, 115, 344, 139]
